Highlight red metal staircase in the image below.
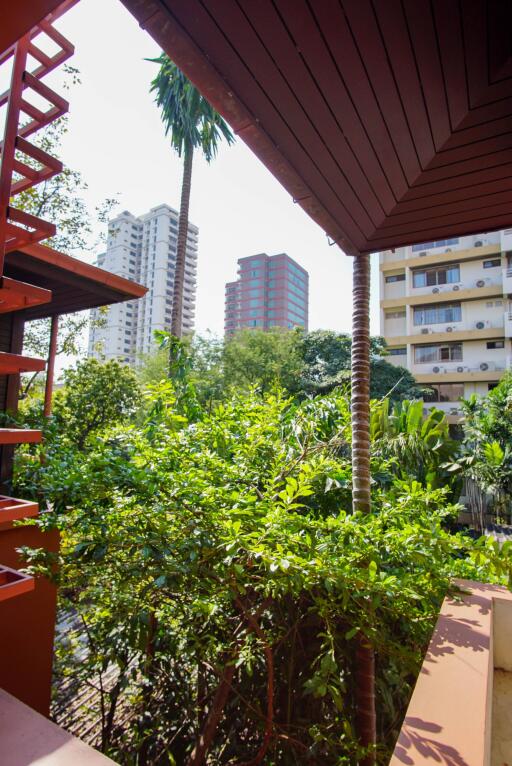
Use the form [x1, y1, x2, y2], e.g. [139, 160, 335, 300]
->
[0, 0, 76, 601]
[0, 0, 75, 261]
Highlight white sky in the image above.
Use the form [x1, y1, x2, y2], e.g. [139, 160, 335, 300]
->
[53, 0, 381, 354]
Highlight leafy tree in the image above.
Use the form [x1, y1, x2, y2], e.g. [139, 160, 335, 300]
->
[52, 358, 140, 450]
[299, 329, 421, 401]
[221, 328, 303, 394]
[149, 55, 234, 339]
[144, 329, 421, 409]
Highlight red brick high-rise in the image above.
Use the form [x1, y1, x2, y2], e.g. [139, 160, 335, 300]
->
[224, 253, 309, 336]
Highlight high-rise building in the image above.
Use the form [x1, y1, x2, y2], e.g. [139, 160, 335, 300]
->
[224, 253, 309, 336]
[88, 204, 198, 363]
[380, 230, 512, 420]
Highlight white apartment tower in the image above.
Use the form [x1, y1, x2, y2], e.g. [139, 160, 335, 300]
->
[88, 204, 198, 363]
[380, 230, 512, 420]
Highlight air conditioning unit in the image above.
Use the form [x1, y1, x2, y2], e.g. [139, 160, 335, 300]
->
[480, 362, 491, 371]
[433, 366, 441, 373]
[452, 284, 460, 291]
[419, 251, 427, 257]
[421, 328, 430, 334]
[475, 241, 483, 247]
[432, 287, 440, 293]
[445, 248, 452, 253]
[476, 321, 486, 330]
[446, 326, 454, 332]
[476, 279, 486, 287]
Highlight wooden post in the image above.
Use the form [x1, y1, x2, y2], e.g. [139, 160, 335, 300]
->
[43, 315, 59, 417]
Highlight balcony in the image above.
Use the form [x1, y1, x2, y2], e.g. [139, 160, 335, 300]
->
[505, 312, 512, 338]
[503, 267, 512, 295]
[411, 275, 503, 299]
[414, 361, 506, 383]
[422, 400, 463, 421]
[391, 580, 512, 766]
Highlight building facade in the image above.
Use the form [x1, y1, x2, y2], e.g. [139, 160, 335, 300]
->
[380, 230, 512, 419]
[224, 253, 309, 335]
[88, 204, 198, 363]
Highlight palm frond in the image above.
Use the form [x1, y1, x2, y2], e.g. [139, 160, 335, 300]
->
[148, 54, 234, 160]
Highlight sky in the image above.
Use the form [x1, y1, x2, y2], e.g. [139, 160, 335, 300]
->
[48, 0, 381, 357]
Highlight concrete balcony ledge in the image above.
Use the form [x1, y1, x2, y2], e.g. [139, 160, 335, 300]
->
[380, 244, 501, 272]
[390, 580, 512, 766]
[0, 688, 115, 765]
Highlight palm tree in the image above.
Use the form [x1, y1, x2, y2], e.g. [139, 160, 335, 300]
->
[149, 55, 234, 340]
[350, 253, 376, 766]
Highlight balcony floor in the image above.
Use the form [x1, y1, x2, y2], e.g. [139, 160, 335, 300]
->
[492, 669, 512, 766]
[0, 688, 115, 765]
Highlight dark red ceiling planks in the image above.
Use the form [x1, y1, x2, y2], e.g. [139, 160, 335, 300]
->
[121, 0, 512, 255]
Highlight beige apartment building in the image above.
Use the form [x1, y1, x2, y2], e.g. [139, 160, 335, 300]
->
[380, 230, 512, 420]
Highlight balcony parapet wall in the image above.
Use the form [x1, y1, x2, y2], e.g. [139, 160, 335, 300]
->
[390, 579, 512, 766]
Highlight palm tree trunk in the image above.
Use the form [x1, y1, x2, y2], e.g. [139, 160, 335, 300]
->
[171, 142, 194, 340]
[351, 253, 376, 765]
[351, 253, 371, 515]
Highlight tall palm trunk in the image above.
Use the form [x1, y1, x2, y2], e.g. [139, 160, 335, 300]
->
[351, 253, 376, 765]
[171, 142, 194, 340]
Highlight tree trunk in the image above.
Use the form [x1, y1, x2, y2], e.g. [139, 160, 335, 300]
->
[186, 659, 236, 766]
[351, 253, 371, 516]
[351, 253, 376, 765]
[171, 142, 194, 341]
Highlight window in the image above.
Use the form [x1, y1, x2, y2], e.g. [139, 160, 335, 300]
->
[424, 383, 464, 402]
[483, 259, 501, 268]
[412, 238, 459, 252]
[288, 301, 305, 317]
[385, 273, 405, 283]
[412, 264, 460, 287]
[487, 340, 504, 349]
[388, 347, 406, 356]
[413, 302, 461, 325]
[414, 343, 462, 363]
[385, 310, 406, 319]
[488, 383, 498, 391]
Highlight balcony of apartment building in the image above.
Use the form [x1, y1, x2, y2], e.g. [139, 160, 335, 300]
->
[390, 580, 512, 766]
[410, 339, 506, 383]
[380, 233, 502, 268]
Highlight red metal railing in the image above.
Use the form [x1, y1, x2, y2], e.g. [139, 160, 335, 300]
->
[0, 0, 77, 271]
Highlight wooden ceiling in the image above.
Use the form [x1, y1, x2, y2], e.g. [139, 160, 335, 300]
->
[4, 244, 146, 320]
[121, 0, 512, 255]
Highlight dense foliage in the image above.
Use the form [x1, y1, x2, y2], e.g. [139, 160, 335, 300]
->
[142, 329, 423, 408]
[13, 358, 512, 765]
[448, 372, 512, 529]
